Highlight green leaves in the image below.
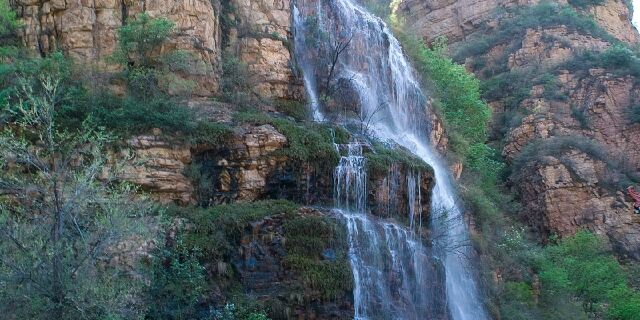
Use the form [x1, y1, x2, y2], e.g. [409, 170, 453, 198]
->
[113, 13, 175, 68]
[535, 232, 639, 316]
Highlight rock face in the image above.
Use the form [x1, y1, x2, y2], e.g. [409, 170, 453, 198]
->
[368, 163, 434, 226]
[13, 0, 221, 95]
[397, 0, 640, 258]
[520, 152, 640, 260]
[117, 133, 194, 204]
[397, 0, 635, 45]
[12, 0, 304, 99]
[396, 0, 543, 44]
[225, 0, 303, 99]
[232, 208, 354, 319]
[118, 125, 436, 223]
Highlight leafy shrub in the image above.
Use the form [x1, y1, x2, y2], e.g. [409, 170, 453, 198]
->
[571, 105, 591, 129]
[274, 99, 310, 121]
[112, 13, 175, 68]
[220, 55, 255, 106]
[535, 232, 636, 315]
[147, 241, 208, 320]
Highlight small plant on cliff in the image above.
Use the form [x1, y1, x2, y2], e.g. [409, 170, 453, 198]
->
[220, 55, 256, 106]
[113, 13, 199, 97]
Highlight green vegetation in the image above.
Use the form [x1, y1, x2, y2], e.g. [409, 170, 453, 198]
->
[177, 200, 299, 260]
[161, 201, 350, 316]
[366, 139, 432, 176]
[235, 110, 344, 167]
[510, 136, 640, 190]
[220, 55, 256, 106]
[496, 231, 640, 319]
[568, 0, 605, 8]
[454, 3, 616, 62]
[0, 58, 153, 319]
[283, 215, 352, 299]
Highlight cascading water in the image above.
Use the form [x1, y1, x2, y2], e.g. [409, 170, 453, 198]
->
[333, 143, 443, 319]
[293, 0, 488, 319]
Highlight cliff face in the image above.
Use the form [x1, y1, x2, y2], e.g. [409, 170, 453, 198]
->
[397, 0, 637, 44]
[397, 0, 640, 259]
[12, 0, 300, 99]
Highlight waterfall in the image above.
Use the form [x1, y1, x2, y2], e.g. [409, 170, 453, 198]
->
[293, 0, 488, 319]
[333, 144, 443, 319]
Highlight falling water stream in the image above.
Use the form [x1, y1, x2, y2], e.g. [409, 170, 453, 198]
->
[293, 0, 488, 319]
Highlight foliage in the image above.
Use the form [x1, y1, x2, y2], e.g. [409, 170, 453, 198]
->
[176, 200, 299, 261]
[283, 215, 352, 299]
[0, 0, 18, 45]
[0, 70, 152, 319]
[366, 139, 431, 176]
[562, 45, 640, 79]
[535, 232, 640, 316]
[568, 0, 605, 8]
[147, 240, 208, 320]
[220, 55, 256, 106]
[454, 3, 616, 61]
[274, 99, 310, 121]
[235, 111, 341, 167]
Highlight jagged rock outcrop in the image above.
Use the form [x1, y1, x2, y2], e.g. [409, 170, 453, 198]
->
[13, 0, 221, 95]
[118, 124, 436, 221]
[519, 151, 640, 260]
[117, 133, 194, 204]
[396, 0, 543, 44]
[12, 0, 304, 99]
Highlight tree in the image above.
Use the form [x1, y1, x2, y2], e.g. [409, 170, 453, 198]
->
[0, 61, 153, 319]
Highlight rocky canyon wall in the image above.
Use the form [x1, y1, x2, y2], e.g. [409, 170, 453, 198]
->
[12, 0, 301, 99]
[397, 0, 640, 259]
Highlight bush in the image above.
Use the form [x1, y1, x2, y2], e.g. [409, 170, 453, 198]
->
[147, 241, 208, 320]
[175, 200, 300, 261]
[535, 232, 637, 315]
[220, 55, 255, 106]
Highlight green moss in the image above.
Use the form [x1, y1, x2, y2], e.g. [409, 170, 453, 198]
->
[234, 111, 342, 167]
[171, 200, 300, 261]
[283, 215, 352, 300]
[365, 140, 431, 176]
[274, 99, 310, 121]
